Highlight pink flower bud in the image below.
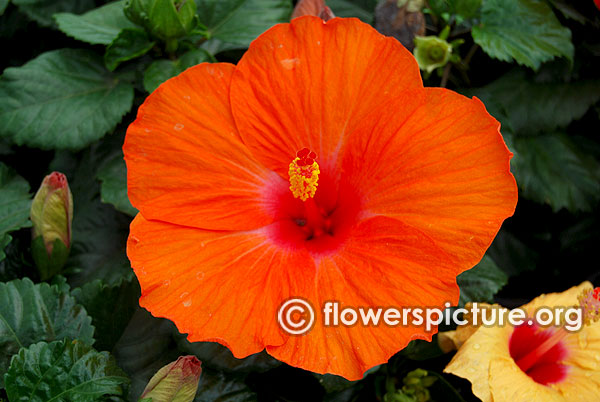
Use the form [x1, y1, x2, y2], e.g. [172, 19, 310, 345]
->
[31, 172, 72, 249]
[30, 172, 73, 280]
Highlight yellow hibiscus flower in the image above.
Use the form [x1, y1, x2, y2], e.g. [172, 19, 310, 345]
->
[443, 282, 600, 401]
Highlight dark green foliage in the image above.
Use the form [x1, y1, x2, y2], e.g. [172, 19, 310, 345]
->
[11, 0, 94, 27]
[5, 339, 129, 401]
[96, 150, 138, 216]
[196, 0, 293, 48]
[54, 1, 138, 45]
[104, 28, 155, 71]
[457, 255, 508, 306]
[0, 164, 31, 261]
[143, 48, 213, 92]
[0, 49, 134, 150]
[0, 278, 95, 387]
[71, 278, 140, 352]
[472, 0, 573, 70]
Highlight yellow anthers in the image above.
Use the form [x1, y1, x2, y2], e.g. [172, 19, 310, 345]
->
[288, 148, 320, 201]
[578, 287, 600, 326]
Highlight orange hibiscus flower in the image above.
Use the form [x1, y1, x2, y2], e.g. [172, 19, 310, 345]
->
[124, 16, 517, 380]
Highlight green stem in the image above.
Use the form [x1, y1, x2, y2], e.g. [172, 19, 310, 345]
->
[165, 38, 179, 57]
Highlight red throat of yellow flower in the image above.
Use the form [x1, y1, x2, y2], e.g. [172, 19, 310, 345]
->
[515, 287, 600, 373]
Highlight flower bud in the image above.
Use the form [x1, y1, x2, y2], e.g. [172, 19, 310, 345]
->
[397, 0, 424, 13]
[413, 35, 452, 73]
[125, 0, 198, 41]
[291, 0, 335, 21]
[30, 172, 73, 280]
[140, 355, 202, 402]
[384, 369, 437, 402]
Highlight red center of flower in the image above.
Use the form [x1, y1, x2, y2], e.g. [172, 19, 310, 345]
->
[267, 148, 362, 255]
[509, 322, 569, 385]
[510, 287, 600, 385]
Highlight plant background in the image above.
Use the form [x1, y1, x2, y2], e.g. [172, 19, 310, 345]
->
[0, 0, 599, 400]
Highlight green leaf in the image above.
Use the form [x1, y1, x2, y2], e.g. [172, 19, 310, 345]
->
[49, 274, 71, 294]
[424, 0, 481, 20]
[0, 233, 11, 262]
[547, 0, 587, 24]
[194, 368, 257, 402]
[104, 28, 155, 71]
[58, 143, 134, 287]
[97, 150, 138, 216]
[0, 0, 9, 15]
[143, 49, 213, 93]
[0, 235, 31, 282]
[512, 132, 600, 212]
[0, 278, 95, 387]
[487, 230, 538, 277]
[0, 49, 134, 150]
[0, 5, 28, 38]
[472, 0, 574, 70]
[54, 1, 138, 45]
[314, 373, 354, 394]
[457, 255, 508, 306]
[71, 278, 140, 352]
[0, 163, 31, 260]
[113, 309, 181, 400]
[327, 0, 377, 22]
[399, 338, 443, 361]
[142, 60, 180, 93]
[453, 0, 481, 19]
[197, 0, 292, 49]
[11, 0, 94, 26]
[468, 71, 600, 135]
[5, 339, 129, 401]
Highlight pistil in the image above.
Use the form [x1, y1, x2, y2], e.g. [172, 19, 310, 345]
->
[515, 287, 600, 373]
[515, 327, 568, 373]
[288, 148, 334, 239]
[288, 148, 320, 202]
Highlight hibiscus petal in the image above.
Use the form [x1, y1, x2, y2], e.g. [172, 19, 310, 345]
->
[444, 325, 511, 402]
[127, 214, 316, 357]
[343, 87, 517, 270]
[489, 357, 564, 401]
[124, 63, 276, 230]
[130, 212, 462, 379]
[554, 356, 600, 400]
[230, 16, 422, 176]
[269, 215, 459, 380]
